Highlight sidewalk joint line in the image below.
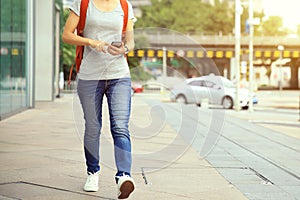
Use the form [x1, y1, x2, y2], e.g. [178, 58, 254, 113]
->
[141, 168, 151, 185]
[0, 181, 115, 200]
[249, 168, 274, 185]
[222, 135, 300, 181]
[0, 194, 21, 200]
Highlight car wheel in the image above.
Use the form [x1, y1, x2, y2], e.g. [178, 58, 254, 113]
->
[176, 95, 187, 104]
[222, 96, 233, 109]
[242, 106, 249, 110]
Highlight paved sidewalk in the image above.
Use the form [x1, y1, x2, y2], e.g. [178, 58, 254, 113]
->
[0, 93, 247, 200]
[229, 90, 300, 139]
[256, 90, 299, 110]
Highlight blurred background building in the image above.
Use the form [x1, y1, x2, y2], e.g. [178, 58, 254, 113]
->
[0, 0, 62, 120]
[1, 0, 298, 120]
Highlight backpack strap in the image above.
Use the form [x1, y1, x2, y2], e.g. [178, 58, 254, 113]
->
[78, 0, 90, 36]
[75, 0, 89, 72]
[68, 0, 89, 85]
[120, 0, 129, 34]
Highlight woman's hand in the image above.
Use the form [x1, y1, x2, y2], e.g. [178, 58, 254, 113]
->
[108, 42, 126, 56]
[89, 39, 109, 53]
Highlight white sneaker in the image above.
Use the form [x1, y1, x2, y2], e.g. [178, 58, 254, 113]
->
[83, 172, 99, 192]
[117, 175, 135, 199]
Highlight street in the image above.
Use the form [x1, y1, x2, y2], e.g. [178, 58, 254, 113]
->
[130, 90, 300, 200]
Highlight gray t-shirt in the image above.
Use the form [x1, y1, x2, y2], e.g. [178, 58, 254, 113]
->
[70, 0, 135, 80]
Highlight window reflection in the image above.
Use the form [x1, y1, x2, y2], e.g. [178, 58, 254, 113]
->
[0, 0, 27, 119]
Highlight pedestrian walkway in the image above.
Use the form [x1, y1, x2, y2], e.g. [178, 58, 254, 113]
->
[228, 90, 300, 139]
[255, 90, 299, 110]
[0, 93, 247, 200]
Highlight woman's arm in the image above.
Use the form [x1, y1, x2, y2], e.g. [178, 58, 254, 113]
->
[124, 19, 135, 52]
[108, 19, 135, 55]
[62, 11, 108, 52]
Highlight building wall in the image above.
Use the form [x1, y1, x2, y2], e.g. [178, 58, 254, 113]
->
[35, 0, 55, 101]
[0, 0, 57, 120]
[0, 0, 28, 119]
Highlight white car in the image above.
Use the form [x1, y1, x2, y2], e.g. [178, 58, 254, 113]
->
[170, 75, 258, 109]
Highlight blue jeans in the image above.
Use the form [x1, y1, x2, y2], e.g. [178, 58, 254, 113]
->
[77, 78, 132, 177]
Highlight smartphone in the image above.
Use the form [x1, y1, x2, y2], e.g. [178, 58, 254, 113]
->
[111, 41, 122, 48]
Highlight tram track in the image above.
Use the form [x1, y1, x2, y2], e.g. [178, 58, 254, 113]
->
[160, 102, 300, 182]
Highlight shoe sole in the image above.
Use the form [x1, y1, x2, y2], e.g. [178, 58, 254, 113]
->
[118, 180, 135, 199]
[83, 187, 99, 192]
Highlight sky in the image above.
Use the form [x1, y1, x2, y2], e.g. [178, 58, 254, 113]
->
[262, 0, 300, 31]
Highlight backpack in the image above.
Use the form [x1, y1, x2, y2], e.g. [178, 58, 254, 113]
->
[68, 0, 129, 84]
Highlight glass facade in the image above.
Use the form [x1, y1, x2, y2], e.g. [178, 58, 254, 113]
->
[0, 0, 28, 119]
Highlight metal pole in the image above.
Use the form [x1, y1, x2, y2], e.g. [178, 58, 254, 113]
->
[161, 46, 167, 94]
[27, 0, 35, 108]
[235, 0, 241, 111]
[55, 4, 61, 98]
[279, 49, 283, 92]
[277, 45, 284, 93]
[248, 0, 254, 112]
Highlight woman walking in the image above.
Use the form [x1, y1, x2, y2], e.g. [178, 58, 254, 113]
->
[62, 0, 135, 198]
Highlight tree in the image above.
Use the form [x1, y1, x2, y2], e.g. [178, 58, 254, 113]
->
[62, 9, 76, 68]
[203, 0, 234, 35]
[135, 0, 175, 30]
[169, 0, 210, 33]
[135, 0, 211, 34]
[136, 0, 291, 37]
[240, 6, 265, 36]
[260, 16, 287, 36]
[136, 0, 236, 35]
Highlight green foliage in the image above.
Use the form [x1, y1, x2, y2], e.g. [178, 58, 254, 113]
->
[169, 0, 209, 33]
[136, 0, 290, 36]
[128, 56, 140, 70]
[63, 42, 75, 67]
[128, 52, 153, 82]
[130, 65, 154, 82]
[135, 0, 208, 33]
[135, 0, 174, 29]
[240, 7, 287, 36]
[203, 0, 234, 35]
[62, 9, 76, 68]
[260, 16, 287, 36]
[136, 0, 234, 35]
[55, 0, 64, 71]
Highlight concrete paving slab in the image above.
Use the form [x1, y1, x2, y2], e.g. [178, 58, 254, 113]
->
[0, 93, 248, 199]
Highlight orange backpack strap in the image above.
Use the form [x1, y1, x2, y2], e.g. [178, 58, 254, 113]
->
[78, 0, 89, 36]
[120, 0, 129, 58]
[68, 0, 89, 85]
[120, 0, 129, 34]
[76, 0, 89, 72]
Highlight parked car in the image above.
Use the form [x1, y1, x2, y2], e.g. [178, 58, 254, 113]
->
[170, 75, 258, 109]
[131, 82, 144, 95]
